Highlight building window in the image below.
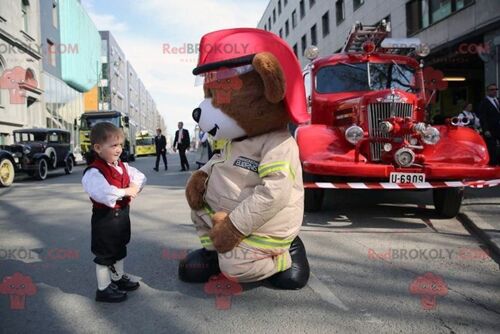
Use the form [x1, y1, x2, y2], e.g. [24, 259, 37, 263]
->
[336, 0, 345, 25]
[273, 8, 276, 23]
[322, 11, 330, 37]
[300, 0, 305, 19]
[52, 0, 58, 28]
[264, 24, 267, 31]
[353, 0, 364, 11]
[268, 17, 271, 30]
[406, 0, 474, 35]
[293, 44, 298, 58]
[285, 0, 288, 6]
[292, 10, 297, 28]
[279, 28, 283, 38]
[285, 20, 290, 36]
[47, 39, 56, 67]
[311, 24, 317, 46]
[430, 0, 452, 23]
[22, 0, 30, 33]
[278, 0, 282, 14]
[310, 0, 316, 8]
[301, 34, 307, 56]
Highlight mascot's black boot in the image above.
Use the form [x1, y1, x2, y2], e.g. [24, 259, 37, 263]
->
[268, 236, 310, 290]
[178, 248, 221, 283]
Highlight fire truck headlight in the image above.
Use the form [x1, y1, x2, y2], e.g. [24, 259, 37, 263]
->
[421, 126, 440, 145]
[394, 148, 415, 167]
[383, 143, 393, 152]
[345, 125, 364, 145]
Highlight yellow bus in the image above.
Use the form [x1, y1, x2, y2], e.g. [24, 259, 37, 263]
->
[135, 131, 156, 157]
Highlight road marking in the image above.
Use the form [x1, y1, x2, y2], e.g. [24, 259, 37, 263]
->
[307, 272, 349, 310]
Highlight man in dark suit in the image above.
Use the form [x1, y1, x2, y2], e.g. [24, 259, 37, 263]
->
[477, 83, 500, 165]
[154, 128, 168, 171]
[173, 121, 190, 171]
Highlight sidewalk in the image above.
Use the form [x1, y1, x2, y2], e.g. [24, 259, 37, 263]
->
[458, 187, 500, 261]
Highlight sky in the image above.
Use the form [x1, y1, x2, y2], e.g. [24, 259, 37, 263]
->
[80, 0, 269, 136]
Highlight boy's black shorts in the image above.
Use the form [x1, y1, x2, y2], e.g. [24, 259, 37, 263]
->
[91, 206, 131, 266]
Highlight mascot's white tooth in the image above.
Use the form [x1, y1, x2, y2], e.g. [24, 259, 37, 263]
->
[183, 29, 310, 289]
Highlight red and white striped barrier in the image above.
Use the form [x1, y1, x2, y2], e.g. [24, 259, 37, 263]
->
[304, 179, 500, 190]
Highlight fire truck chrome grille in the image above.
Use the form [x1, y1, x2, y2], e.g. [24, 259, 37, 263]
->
[368, 102, 413, 161]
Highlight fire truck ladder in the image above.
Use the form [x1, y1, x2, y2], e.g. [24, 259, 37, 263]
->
[341, 20, 390, 53]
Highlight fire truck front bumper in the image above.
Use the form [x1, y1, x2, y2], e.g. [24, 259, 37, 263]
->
[303, 160, 500, 180]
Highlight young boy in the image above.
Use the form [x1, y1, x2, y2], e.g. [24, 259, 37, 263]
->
[82, 122, 146, 303]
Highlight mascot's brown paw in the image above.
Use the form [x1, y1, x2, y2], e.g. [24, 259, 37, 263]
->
[209, 212, 245, 253]
[185, 170, 208, 210]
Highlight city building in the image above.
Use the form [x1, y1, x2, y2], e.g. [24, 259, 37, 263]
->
[258, 0, 500, 118]
[40, 0, 100, 149]
[98, 31, 127, 114]
[0, 0, 44, 145]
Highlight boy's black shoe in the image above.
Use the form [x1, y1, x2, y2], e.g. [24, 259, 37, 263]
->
[178, 248, 220, 283]
[153, 168, 159, 172]
[267, 236, 310, 290]
[95, 283, 127, 303]
[112, 274, 140, 291]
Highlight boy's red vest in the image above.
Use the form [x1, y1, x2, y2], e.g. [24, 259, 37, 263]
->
[85, 158, 131, 209]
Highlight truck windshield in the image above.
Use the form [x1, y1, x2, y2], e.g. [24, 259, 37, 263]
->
[316, 62, 416, 93]
[137, 138, 154, 146]
[80, 117, 120, 130]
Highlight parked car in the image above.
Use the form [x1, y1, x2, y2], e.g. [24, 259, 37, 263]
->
[0, 128, 75, 182]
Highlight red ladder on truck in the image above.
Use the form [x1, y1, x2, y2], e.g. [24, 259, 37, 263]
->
[341, 20, 390, 53]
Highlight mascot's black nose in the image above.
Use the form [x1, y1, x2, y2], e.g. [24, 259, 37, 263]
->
[192, 108, 201, 123]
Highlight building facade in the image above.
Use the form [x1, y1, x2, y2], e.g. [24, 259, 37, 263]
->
[0, 0, 44, 145]
[258, 0, 500, 118]
[40, 0, 98, 149]
[99, 31, 127, 114]
[94, 31, 163, 135]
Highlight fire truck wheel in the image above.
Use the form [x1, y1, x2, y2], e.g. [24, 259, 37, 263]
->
[303, 172, 324, 212]
[432, 187, 464, 218]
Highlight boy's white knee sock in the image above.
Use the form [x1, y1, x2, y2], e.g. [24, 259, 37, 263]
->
[110, 259, 124, 281]
[96, 264, 111, 291]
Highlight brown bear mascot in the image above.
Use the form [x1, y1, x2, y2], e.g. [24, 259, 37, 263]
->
[178, 28, 310, 289]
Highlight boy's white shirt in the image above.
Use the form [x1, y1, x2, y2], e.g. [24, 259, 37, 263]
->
[82, 162, 147, 208]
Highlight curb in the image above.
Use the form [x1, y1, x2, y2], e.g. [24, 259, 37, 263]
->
[457, 211, 500, 265]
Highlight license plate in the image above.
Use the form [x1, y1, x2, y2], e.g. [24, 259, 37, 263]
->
[389, 172, 425, 184]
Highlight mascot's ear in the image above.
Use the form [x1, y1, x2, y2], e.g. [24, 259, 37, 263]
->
[252, 52, 286, 104]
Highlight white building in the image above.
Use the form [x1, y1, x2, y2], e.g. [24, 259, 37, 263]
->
[0, 0, 44, 145]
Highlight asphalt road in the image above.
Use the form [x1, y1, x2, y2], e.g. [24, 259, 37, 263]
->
[1, 153, 499, 334]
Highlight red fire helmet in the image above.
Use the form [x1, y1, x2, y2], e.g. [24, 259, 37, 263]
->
[193, 28, 309, 124]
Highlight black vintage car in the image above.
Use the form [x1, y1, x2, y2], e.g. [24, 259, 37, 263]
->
[0, 128, 75, 184]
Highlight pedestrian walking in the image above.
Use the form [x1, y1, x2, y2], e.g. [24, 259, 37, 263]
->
[173, 121, 190, 171]
[154, 128, 168, 171]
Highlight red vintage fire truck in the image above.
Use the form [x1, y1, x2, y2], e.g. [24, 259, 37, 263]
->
[296, 21, 500, 217]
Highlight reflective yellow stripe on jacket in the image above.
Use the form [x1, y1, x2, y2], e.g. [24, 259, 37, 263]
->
[201, 202, 294, 250]
[275, 252, 289, 272]
[199, 235, 213, 247]
[258, 161, 296, 180]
